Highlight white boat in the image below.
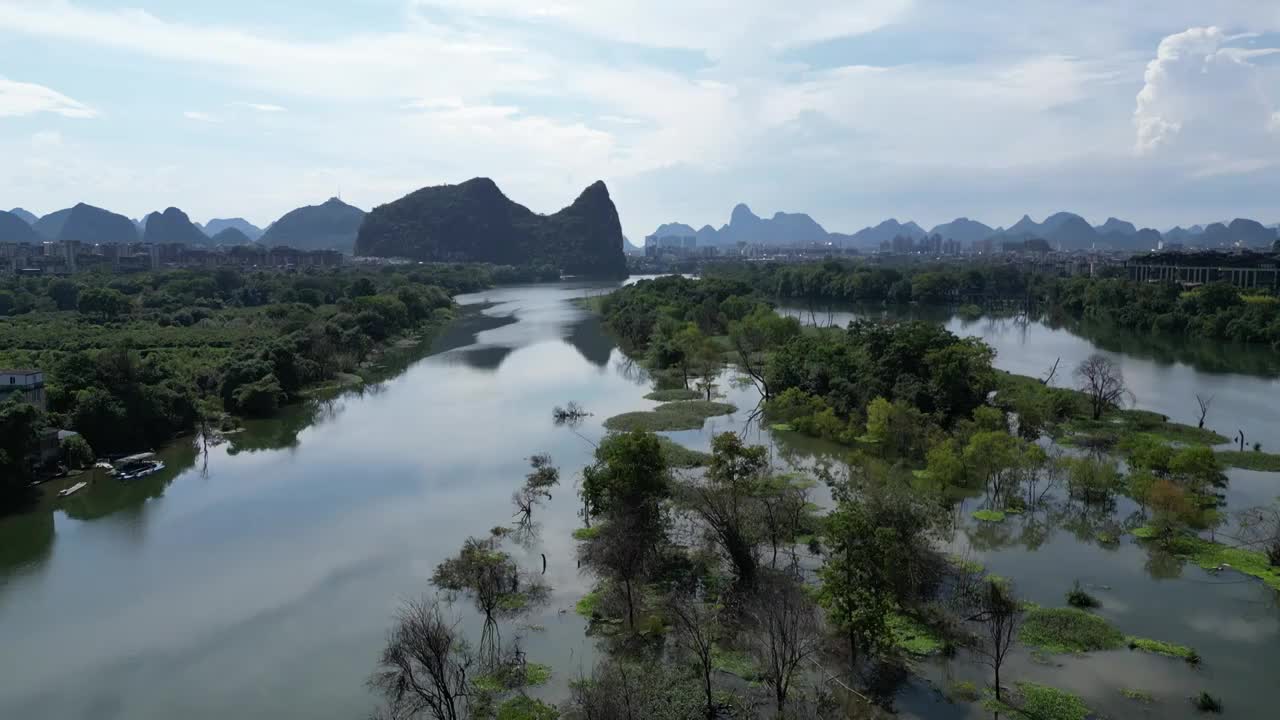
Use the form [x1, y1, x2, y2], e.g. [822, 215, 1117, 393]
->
[58, 481, 88, 498]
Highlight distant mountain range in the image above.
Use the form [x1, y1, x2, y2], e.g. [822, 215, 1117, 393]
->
[201, 218, 263, 242]
[649, 207, 1280, 251]
[355, 178, 626, 278]
[8, 208, 38, 225]
[0, 210, 40, 243]
[144, 207, 208, 246]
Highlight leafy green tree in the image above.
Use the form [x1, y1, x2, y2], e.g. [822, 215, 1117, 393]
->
[78, 287, 132, 321]
[728, 305, 800, 399]
[819, 498, 896, 668]
[61, 434, 95, 469]
[1, 397, 46, 511]
[580, 431, 671, 522]
[47, 279, 81, 311]
[232, 374, 285, 417]
[683, 433, 769, 589]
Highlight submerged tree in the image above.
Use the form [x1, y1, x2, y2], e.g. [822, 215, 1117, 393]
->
[965, 579, 1023, 702]
[1075, 354, 1131, 420]
[369, 598, 474, 720]
[749, 572, 822, 716]
[666, 585, 722, 719]
[513, 453, 560, 525]
[683, 432, 769, 590]
[431, 532, 543, 665]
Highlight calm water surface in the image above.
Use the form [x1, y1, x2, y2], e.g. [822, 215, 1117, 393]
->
[0, 285, 1277, 719]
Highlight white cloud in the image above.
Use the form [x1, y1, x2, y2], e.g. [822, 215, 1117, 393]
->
[1134, 26, 1280, 170]
[183, 111, 221, 123]
[0, 75, 97, 118]
[413, 0, 913, 57]
[237, 102, 286, 113]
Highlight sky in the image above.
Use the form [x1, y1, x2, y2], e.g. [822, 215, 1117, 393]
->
[1, 0, 1279, 240]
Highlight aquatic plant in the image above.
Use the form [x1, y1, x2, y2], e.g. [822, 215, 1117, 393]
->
[603, 401, 737, 432]
[1065, 581, 1100, 609]
[1127, 636, 1200, 663]
[644, 388, 701, 401]
[1121, 688, 1155, 703]
[1020, 607, 1124, 653]
[1192, 691, 1223, 713]
[973, 509, 1007, 523]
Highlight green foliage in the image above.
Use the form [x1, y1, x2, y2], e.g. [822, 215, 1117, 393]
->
[1216, 450, 1280, 472]
[1185, 539, 1280, 591]
[644, 388, 701, 401]
[1065, 581, 1099, 609]
[710, 645, 761, 680]
[1012, 682, 1091, 720]
[60, 433, 95, 469]
[572, 527, 601, 541]
[0, 397, 46, 510]
[973, 509, 1007, 523]
[580, 431, 671, 520]
[887, 612, 945, 656]
[655, 436, 712, 468]
[949, 681, 981, 702]
[0, 266, 463, 457]
[1193, 691, 1223, 713]
[575, 589, 602, 618]
[1127, 636, 1200, 663]
[1121, 688, 1155, 703]
[602, 401, 736, 432]
[495, 696, 559, 720]
[1020, 607, 1125, 653]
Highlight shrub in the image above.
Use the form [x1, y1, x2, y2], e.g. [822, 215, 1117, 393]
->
[1020, 607, 1124, 653]
[1065, 581, 1099, 609]
[1192, 691, 1222, 713]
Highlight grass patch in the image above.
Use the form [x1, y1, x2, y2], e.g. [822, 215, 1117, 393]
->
[948, 555, 986, 574]
[1121, 688, 1155, 704]
[1185, 539, 1280, 591]
[1216, 450, 1280, 472]
[711, 645, 761, 680]
[888, 612, 945, 656]
[603, 401, 737, 432]
[656, 436, 712, 468]
[1015, 683, 1091, 720]
[474, 663, 553, 693]
[1132, 526, 1158, 539]
[973, 509, 1007, 523]
[644, 388, 701, 402]
[1020, 607, 1125, 654]
[1061, 409, 1229, 448]
[572, 526, 601, 541]
[949, 680, 981, 702]
[770, 423, 795, 432]
[496, 696, 559, 720]
[575, 589, 602, 618]
[1127, 636, 1200, 663]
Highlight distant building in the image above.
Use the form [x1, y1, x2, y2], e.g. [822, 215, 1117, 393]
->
[1, 370, 46, 410]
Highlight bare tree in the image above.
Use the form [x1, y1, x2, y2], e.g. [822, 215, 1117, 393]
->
[1195, 394, 1214, 430]
[1074, 354, 1131, 420]
[1041, 357, 1061, 386]
[965, 579, 1023, 702]
[666, 587, 721, 719]
[748, 573, 823, 716]
[578, 511, 661, 631]
[369, 598, 473, 720]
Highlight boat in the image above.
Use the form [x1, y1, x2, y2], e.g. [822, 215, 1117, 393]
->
[57, 481, 88, 498]
[116, 460, 165, 482]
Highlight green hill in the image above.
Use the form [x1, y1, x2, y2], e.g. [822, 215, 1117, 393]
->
[354, 178, 626, 278]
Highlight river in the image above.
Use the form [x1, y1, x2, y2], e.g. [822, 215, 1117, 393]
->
[0, 282, 1277, 719]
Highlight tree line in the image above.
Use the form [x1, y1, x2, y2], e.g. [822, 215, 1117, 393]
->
[1, 263, 551, 515]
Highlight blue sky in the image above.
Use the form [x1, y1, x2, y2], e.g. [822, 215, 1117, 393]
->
[2, 0, 1279, 239]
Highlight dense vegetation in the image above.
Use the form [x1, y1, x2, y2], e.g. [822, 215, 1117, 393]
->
[698, 260, 1280, 348]
[355, 178, 627, 278]
[0, 264, 545, 514]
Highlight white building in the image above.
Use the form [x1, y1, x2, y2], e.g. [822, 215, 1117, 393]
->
[1, 369, 46, 410]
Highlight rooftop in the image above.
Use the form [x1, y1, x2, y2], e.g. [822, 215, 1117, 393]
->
[0, 369, 41, 375]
